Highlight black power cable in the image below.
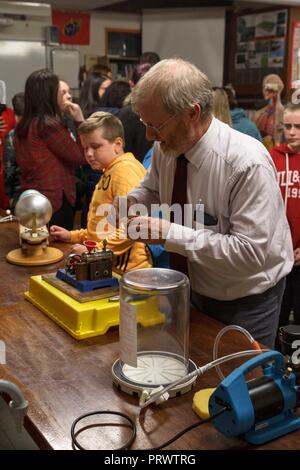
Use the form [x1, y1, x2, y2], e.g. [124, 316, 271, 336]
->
[71, 410, 136, 451]
[70, 406, 228, 451]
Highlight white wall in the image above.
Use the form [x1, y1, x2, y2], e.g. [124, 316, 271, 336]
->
[142, 8, 226, 86]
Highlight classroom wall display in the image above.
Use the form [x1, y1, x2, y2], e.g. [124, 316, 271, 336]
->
[290, 21, 300, 88]
[235, 9, 287, 85]
[236, 9, 287, 69]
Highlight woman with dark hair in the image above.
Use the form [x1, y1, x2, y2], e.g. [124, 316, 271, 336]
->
[79, 74, 112, 119]
[14, 69, 86, 229]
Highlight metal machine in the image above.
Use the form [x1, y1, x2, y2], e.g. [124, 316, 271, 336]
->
[6, 190, 63, 266]
[209, 351, 300, 445]
[56, 239, 118, 293]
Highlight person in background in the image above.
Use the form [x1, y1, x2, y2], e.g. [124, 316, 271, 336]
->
[139, 51, 160, 66]
[113, 58, 293, 348]
[224, 84, 262, 142]
[4, 92, 24, 211]
[58, 79, 87, 217]
[270, 103, 300, 332]
[79, 74, 112, 120]
[5, 81, 79, 213]
[212, 87, 232, 126]
[57, 79, 77, 138]
[96, 80, 131, 115]
[88, 63, 113, 80]
[118, 63, 153, 162]
[50, 111, 152, 275]
[0, 100, 16, 209]
[255, 74, 284, 149]
[14, 69, 86, 230]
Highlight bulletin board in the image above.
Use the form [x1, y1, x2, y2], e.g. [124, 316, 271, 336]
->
[290, 21, 300, 87]
[51, 49, 80, 88]
[235, 9, 288, 86]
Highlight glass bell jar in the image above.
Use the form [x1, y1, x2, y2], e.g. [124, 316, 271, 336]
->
[112, 268, 197, 397]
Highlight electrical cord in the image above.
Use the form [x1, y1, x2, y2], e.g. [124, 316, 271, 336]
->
[70, 406, 228, 451]
[71, 410, 136, 451]
[146, 406, 228, 450]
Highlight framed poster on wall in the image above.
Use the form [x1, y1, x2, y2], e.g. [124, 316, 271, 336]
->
[235, 9, 287, 85]
[290, 21, 300, 88]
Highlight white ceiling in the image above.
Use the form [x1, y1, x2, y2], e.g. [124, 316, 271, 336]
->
[1, 0, 122, 11]
[3, 0, 300, 13]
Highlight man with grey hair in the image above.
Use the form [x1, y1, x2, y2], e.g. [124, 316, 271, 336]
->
[113, 58, 293, 348]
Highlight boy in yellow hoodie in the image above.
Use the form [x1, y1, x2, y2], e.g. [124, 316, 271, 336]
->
[50, 111, 152, 274]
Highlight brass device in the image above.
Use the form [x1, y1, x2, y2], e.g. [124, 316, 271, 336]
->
[66, 240, 113, 282]
[6, 190, 63, 266]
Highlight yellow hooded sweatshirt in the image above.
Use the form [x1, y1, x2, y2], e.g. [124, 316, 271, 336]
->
[70, 152, 152, 274]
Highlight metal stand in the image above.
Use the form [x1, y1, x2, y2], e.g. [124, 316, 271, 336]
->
[0, 210, 16, 223]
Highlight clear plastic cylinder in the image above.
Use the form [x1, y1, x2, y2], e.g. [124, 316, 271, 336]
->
[119, 268, 190, 389]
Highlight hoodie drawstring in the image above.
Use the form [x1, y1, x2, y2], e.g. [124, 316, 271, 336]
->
[285, 152, 289, 212]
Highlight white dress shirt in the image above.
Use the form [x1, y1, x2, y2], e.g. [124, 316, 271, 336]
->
[129, 117, 293, 300]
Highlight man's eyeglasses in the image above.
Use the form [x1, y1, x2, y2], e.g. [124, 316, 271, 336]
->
[282, 123, 300, 130]
[139, 114, 176, 134]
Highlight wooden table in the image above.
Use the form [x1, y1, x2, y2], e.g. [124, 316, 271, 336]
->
[0, 220, 299, 450]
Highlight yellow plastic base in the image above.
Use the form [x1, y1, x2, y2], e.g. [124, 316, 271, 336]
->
[25, 275, 164, 340]
[192, 388, 216, 420]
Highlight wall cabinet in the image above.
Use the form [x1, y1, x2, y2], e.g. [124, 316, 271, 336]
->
[105, 28, 141, 79]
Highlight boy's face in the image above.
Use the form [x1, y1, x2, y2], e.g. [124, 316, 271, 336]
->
[80, 128, 123, 170]
[283, 110, 300, 152]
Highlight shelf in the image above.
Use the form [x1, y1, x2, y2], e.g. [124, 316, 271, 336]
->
[108, 55, 139, 62]
[105, 28, 141, 79]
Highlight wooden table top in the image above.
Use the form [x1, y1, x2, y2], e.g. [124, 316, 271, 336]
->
[0, 220, 299, 450]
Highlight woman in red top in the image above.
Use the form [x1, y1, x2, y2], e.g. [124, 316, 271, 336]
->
[14, 69, 86, 229]
[0, 103, 16, 208]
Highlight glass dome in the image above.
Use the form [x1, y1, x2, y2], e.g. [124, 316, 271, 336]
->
[112, 268, 196, 397]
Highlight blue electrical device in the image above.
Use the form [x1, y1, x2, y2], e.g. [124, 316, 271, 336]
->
[209, 351, 300, 444]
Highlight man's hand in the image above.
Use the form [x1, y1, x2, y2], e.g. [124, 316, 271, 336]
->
[294, 247, 300, 266]
[50, 225, 71, 242]
[109, 195, 137, 228]
[127, 216, 170, 244]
